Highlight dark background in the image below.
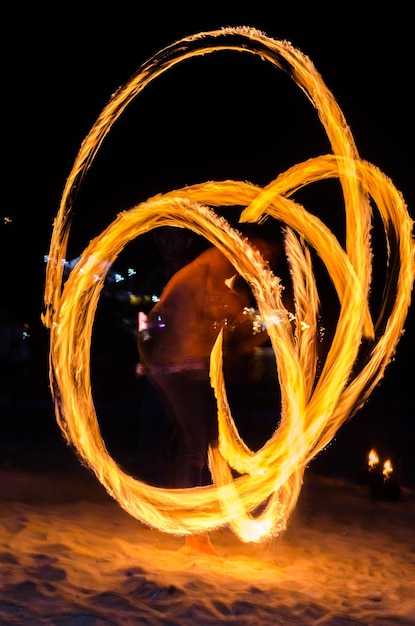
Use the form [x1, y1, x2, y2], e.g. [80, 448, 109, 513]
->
[1, 5, 414, 481]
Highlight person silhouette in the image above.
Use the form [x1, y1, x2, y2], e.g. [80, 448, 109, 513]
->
[138, 221, 289, 555]
[135, 226, 201, 487]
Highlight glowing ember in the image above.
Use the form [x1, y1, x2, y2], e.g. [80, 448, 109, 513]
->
[42, 27, 415, 542]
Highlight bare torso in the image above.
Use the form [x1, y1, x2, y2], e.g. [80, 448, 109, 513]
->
[142, 247, 245, 366]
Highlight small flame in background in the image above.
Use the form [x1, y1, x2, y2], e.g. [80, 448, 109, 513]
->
[42, 28, 415, 543]
[368, 449, 394, 479]
[368, 449, 379, 470]
[383, 459, 394, 479]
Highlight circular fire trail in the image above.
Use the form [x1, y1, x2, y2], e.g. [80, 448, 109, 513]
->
[43, 27, 415, 542]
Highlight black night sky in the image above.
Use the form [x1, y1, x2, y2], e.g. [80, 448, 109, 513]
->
[1, 6, 414, 434]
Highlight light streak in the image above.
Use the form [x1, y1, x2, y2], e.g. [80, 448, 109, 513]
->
[42, 27, 415, 543]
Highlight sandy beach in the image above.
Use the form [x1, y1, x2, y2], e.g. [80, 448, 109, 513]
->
[1, 386, 414, 626]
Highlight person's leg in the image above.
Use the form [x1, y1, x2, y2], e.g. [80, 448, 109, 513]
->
[149, 367, 221, 555]
[150, 368, 218, 488]
[136, 377, 176, 487]
[184, 532, 220, 556]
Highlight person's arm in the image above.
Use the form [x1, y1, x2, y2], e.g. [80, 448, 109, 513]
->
[223, 306, 270, 355]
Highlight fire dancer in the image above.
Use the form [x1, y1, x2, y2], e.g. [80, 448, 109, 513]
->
[138, 222, 289, 555]
[135, 226, 199, 486]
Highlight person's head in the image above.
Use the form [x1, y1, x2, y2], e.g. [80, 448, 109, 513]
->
[236, 219, 286, 273]
[152, 226, 194, 264]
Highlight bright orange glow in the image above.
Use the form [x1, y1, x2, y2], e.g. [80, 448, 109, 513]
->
[383, 459, 393, 478]
[42, 27, 415, 543]
[368, 449, 379, 469]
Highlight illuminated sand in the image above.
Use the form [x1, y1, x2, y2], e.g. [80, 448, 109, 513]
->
[43, 28, 415, 542]
[1, 464, 415, 625]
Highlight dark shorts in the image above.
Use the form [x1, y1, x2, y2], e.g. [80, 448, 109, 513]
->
[149, 359, 218, 487]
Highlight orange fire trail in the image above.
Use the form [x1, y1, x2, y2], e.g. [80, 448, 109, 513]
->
[43, 27, 415, 543]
